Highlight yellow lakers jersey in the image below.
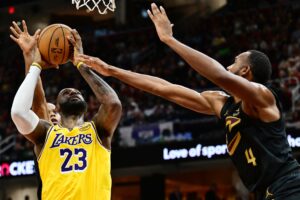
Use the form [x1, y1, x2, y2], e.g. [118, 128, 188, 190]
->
[38, 121, 111, 200]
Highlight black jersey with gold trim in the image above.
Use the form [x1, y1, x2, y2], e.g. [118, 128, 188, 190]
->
[220, 91, 299, 192]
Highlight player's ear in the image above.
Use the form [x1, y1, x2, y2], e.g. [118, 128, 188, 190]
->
[240, 65, 251, 76]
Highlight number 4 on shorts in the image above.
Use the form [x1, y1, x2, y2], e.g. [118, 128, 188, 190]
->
[245, 148, 257, 166]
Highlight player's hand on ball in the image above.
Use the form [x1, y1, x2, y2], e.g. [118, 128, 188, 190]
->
[76, 54, 111, 76]
[147, 3, 173, 43]
[68, 29, 83, 66]
[32, 45, 58, 69]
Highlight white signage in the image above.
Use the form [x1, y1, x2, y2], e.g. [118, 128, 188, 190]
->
[163, 144, 227, 160]
[163, 135, 300, 161]
[0, 160, 35, 177]
[287, 135, 300, 147]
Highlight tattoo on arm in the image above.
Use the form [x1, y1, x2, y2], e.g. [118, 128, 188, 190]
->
[78, 65, 118, 104]
[78, 64, 122, 139]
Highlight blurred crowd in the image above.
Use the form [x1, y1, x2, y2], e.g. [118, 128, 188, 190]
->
[1, 2, 300, 161]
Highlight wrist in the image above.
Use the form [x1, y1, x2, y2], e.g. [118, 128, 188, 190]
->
[31, 62, 43, 70]
[23, 51, 32, 57]
[23, 52, 33, 62]
[76, 62, 84, 69]
[162, 36, 175, 45]
[108, 65, 118, 77]
[29, 64, 42, 76]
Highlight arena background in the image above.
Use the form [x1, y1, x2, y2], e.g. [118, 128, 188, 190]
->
[1, 0, 300, 199]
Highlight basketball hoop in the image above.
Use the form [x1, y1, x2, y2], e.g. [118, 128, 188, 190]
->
[72, 0, 116, 15]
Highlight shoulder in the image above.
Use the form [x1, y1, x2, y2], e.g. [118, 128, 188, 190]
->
[201, 90, 230, 118]
[242, 84, 280, 122]
[249, 82, 276, 106]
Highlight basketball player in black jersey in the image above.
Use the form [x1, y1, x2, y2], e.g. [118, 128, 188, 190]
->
[75, 3, 300, 200]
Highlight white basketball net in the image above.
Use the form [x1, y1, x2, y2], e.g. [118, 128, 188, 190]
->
[72, 0, 116, 15]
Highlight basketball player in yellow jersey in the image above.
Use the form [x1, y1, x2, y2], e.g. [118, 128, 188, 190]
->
[11, 24, 122, 200]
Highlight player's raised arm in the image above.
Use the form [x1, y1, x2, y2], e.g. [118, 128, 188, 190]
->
[148, 3, 274, 108]
[10, 20, 49, 121]
[10, 44, 51, 146]
[76, 54, 228, 117]
[69, 30, 122, 148]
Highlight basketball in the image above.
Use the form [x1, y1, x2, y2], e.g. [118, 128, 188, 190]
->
[38, 24, 73, 65]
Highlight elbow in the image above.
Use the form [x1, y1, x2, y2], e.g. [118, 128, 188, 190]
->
[11, 107, 39, 135]
[109, 98, 122, 113]
[11, 108, 27, 135]
[11, 107, 24, 124]
[11, 98, 29, 124]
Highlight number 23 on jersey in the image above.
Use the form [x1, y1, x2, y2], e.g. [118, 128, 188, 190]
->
[60, 148, 87, 173]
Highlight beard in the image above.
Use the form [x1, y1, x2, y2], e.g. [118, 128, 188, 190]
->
[59, 100, 87, 116]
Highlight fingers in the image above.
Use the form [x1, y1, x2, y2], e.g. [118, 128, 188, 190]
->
[9, 35, 18, 43]
[68, 35, 76, 46]
[22, 20, 28, 33]
[10, 26, 20, 38]
[33, 29, 41, 40]
[159, 6, 166, 15]
[12, 21, 22, 34]
[147, 9, 154, 21]
[71, 29, 82, 42]
[151, 3, 160, 15]
[148, 4, 167, 21]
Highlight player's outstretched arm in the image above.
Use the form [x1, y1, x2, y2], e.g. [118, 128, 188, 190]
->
[69, 30, 122, 148]
[10, 20, 49, 121]
[148, 3, 274, 108]
[76, 54, 227, 117]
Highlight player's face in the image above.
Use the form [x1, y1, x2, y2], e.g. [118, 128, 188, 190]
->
[57, 88, 87, 116]
[47, 103, 61, 125]
[58, 88, 85, 102]
[227, 52, 251, 76]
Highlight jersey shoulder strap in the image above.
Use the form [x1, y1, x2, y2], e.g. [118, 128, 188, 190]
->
[268, 86, 283, 112]
[220, 96, 234, 121]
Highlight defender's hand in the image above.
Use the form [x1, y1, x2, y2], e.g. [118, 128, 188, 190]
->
[147, 3, 173, 43]
[76, 54, 111, 76]
[10, 20, 40, 55]
[10, 20, 58, 70]
[68, 29, 83, 66]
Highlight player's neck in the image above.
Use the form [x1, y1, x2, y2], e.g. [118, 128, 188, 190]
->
[60, 115, 84, 130]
